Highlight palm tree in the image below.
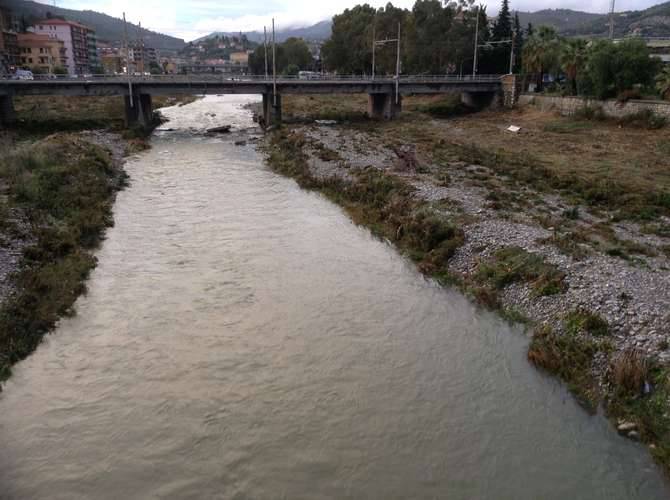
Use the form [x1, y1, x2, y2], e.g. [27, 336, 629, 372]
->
[523, 26, 560, 91]
[656, 66, 670, 101]
[560, 38, 588, 95]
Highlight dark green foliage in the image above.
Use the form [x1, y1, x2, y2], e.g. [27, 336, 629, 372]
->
[0, 135, 126, 381]
[580, 39, 661, 99]
[249, 37, 314, 74]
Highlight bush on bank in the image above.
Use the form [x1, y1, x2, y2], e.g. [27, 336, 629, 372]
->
[0, 134, 127, 381]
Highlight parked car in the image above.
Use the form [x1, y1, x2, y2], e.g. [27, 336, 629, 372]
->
[13, 69, 34, 80]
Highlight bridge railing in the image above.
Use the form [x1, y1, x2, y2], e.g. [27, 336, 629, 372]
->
[0, 73, 504, 84]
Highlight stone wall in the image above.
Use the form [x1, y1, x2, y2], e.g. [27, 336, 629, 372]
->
[518, 94, 670, 119]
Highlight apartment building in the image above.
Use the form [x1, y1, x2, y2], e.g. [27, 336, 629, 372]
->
[32, 18, 96, 75]
[0, 7, 19, 73]
[17, 33, 66, 73]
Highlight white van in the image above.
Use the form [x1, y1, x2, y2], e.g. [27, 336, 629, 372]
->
[14, 69, 34, 80]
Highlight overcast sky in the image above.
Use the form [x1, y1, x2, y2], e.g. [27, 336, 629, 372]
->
[43, 0, 666, 41]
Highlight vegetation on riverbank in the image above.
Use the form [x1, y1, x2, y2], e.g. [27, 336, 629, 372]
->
[0, 134, 127, 381]
[12, 94, 197, 136]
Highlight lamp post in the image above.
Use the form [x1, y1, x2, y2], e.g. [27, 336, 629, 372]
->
[472, 5, 479, 78]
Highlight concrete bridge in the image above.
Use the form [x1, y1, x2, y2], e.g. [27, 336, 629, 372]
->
[0, 74, 518, 129]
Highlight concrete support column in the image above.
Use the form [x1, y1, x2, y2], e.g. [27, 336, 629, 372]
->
[0, 94, 16, 127]
[261, 93, 282, 129]
[124, 95, 139, 128]
[124, 94, 153, 129]
[367, 93, 401, 120]
[137, 94, 153, 128]
[501, 74, 520, 108]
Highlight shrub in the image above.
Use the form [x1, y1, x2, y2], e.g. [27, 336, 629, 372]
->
[565, 309, 609, 336]
[476, 246, 566, 296]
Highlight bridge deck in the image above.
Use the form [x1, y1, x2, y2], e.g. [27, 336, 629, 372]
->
[0, 76, 503, 97]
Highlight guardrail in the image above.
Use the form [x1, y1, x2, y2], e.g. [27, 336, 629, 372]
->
[0, 74, 504, 84]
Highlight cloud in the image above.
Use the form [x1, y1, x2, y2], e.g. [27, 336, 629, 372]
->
[51, 0, 667, 41]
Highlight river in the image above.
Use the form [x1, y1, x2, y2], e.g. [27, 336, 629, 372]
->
[0, 95, 668, 499]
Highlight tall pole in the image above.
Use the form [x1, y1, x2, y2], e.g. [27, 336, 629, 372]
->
[137, 21, 144, 75]
[123, 12, 132, 107]
[264, 26, 268, 79]
[472, 5, 479, 78]
[371, 22, 376, 80]
[609, 0, 616, 39]
[272, 18, 277, 106]
[509, 31, 515, 74]
[395, 22, 400, 104]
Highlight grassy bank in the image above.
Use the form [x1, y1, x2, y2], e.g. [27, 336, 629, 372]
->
[0, 134, 127, 381]
[12, 94, 197, 136]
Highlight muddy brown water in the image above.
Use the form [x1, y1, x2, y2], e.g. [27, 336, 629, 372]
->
[1, 96, 668, 499]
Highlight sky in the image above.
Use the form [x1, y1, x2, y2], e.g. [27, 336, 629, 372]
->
[41, 0, 667, 41]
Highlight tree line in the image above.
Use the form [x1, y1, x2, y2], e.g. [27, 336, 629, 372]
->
[246, 0, 670, 101]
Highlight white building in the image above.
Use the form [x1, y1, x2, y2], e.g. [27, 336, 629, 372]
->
[32, 18, 94, 75]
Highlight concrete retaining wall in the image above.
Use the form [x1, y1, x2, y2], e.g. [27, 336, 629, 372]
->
[518, 94, 670, 119]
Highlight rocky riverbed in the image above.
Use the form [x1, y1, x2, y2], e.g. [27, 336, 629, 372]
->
[290, 123, 670, 365]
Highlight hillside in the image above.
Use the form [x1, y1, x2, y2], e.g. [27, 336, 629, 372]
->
[566, 1, 670, 37]
[195, 21, 332, 44]
[2, 0, 185, 50]
[516, 9, 605, 32]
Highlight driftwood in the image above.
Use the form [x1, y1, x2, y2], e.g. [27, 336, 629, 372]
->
[206, 125, 231, 134]
[392, 145, 418, 172]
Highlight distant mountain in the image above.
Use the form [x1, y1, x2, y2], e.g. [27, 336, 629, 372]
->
[516, 9, 605, 32]
[194, 21, 332, 44]
[565, 1, 670, 37]
[3, 0, 185, 50]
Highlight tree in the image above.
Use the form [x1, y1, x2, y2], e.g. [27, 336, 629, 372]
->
[656, 66, 670, 100]
[560, 38, 588, 95]
[281, 37, 313, 71]
[582, 39, 660, 99]
[248, 38, 313, 75]
[522, 26, 560, 91]
[491, 0, 511, 41]
[513, 12, 524, 72]
[322, 4, 377, 74]
[149, 61, 163, 75]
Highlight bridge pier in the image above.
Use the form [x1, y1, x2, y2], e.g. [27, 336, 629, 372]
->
[0, 94, 16, 127]
[124, 94, 153, 129]
[261, 93, 282, 129]
[367, 92, 401, 120]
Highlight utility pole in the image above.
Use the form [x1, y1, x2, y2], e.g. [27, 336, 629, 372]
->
[137, 21, 144, 75]
[272, 18, 277, 106]
[371, 21, 376, 80]
[609, 0, 616, 39]
[123, 12, 132, 107]
[264, 26, 268, 79]
[472, 5, 479, 78]
[509, 30, 515, 74]
[395, 22, 400, 104]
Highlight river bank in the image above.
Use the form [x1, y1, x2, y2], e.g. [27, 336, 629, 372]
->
[262, 95, 670, 472]
[0, 95, 199, 382]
